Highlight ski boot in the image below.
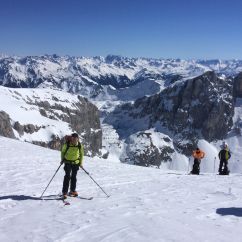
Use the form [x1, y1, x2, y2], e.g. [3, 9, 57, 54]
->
[69, 191, 78, 197]
[62, 193, 68, 199]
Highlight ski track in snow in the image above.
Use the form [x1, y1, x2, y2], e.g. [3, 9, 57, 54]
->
[0, 137, 242, 242]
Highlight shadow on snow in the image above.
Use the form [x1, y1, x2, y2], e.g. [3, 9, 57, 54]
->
[216, 207, 242, 217]
[0, 194, 60, 201]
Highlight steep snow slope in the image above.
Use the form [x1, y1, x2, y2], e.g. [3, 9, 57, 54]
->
[0, 86, 73, 141]
[1, 137, 242, 242]
[0, 85, 102, 155]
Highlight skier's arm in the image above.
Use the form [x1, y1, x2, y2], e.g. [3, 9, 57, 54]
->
[228, 151, 231, 159]
[201, 152, 205, 158]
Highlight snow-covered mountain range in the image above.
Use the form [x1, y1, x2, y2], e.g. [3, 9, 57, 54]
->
[1, 54, 242, 172]
[1, 55, 242, 100]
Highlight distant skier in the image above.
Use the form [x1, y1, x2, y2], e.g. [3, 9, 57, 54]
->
[190, 148, 205, 175]
[218, 142, 231, 175]
[61, 133, 84, 199]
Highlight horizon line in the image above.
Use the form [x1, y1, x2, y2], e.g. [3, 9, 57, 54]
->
[0, 53, 242, 61]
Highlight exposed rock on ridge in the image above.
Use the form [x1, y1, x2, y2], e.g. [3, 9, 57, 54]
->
[106, 71, 234, 157]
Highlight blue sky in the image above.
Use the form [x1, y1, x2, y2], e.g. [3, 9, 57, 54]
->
[0, 0, 242, 59]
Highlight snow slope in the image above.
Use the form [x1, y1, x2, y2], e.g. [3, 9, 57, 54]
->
[1, 136, 242, 242]
[0, 86, 78, 142]
[0, 85, 103, 149]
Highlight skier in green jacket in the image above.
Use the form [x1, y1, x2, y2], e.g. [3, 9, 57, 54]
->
[61, 133, 84, 199]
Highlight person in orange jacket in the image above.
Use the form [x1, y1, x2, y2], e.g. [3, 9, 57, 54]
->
[190, 147, 205, 175]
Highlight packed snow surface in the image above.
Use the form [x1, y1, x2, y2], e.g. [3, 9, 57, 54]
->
[0, 137, 242, 242]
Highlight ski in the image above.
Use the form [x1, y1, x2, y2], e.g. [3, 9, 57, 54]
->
[55, 194, 93, 204]
[77, 196, 93, 200]
[68, 194, 93, 200]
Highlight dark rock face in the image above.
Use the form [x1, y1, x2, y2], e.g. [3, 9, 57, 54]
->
[106, 71, 234, 156]
[3, 91, 101, 156]
[70, 96, 102, 156]
[233, 72, 242, 98]
[0, 111, 15, 138]
[13, 122, 41, 135]
[48, 135, 62, 150]
[35, 96, 102, 156]
[13, 122, 24, 136]
[160, 71, 234, 147]
[124, 131, 174, 167]
[32, 135, 62, 150]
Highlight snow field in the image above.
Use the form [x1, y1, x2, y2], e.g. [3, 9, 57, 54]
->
[1, 137, 242, 242]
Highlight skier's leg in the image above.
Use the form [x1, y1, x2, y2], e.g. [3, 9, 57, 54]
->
[62, 163, 71, 194]
[194, 160, 200, 174]
[197, 159, 201, 175]
[218, 160, 223, 173]
[223, 160, 229, 174]
[70, 164, 79, 192]
[191, 159, 196, 173]
[192, 159, 199, 174]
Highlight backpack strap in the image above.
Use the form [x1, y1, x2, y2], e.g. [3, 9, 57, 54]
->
[63, 141, 70, 160]
[78, 142, 82, 159]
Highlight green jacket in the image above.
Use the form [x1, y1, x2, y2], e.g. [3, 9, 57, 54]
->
[61, 142, 84, 166]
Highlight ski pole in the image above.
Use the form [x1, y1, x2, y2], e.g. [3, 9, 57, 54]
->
[40, 163, 62, 198]
[187, 157, 190, 173]
[81, 167, 110, 198]
[213, 157, 216, 174]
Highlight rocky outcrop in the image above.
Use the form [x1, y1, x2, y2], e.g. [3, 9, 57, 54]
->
[233, 72, 242, 98]
[13, 122, 41, 135]
[160, 71, 234, 151]
[123, 131, 175, 167]
[32, 135, 62, 150]
[106, 71, 234, 156]
[35, 96, 102, 156]
[0, 111, 15, 138]
[0, 86, 102, 156]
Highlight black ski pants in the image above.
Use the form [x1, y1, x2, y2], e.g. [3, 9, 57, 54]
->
[219, 159, 228, 173]
[62, 163, 79, 194]
[191, 158, 201, 174]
